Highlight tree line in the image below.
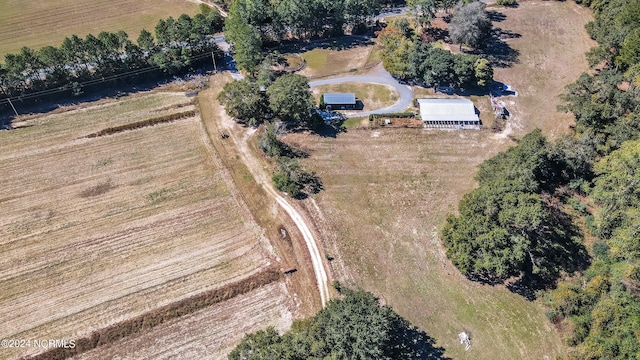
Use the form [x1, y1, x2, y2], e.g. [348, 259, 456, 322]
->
[228, 285, 447, 359]
[223, 0, 383, 73]
[218, 69, 324, 198]
[443, 0, 640, 358]
[0, 5, 223, 111]
[379, 2, 493, 88]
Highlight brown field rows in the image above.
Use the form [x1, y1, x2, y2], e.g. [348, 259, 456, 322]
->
[0, 0, 199, 57]
[72, 282, 293, 360]
[0, 92, 282, 359]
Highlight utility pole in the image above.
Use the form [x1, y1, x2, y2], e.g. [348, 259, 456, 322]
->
[211, 52, 217, 73]
[7, 98, 19, 117]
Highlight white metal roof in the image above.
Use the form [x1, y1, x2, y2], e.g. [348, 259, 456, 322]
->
[418, 98, 479, 122]
[324, 93, 356, 105]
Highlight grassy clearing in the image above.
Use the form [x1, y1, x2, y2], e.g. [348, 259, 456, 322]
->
[0, 0, 199, 57]
[363, 43, 383, 68]
[312, 82, 398, 110]
[282, 2, 595, 358]
[343, 117, 368, 128]
[297, 45, 372, 78]
[488, 0, 596, 137]
[0, 92, 274, 359]
[290, 129, 562, 359]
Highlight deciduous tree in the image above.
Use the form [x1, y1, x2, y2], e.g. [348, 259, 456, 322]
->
[449, 1, 492, 50]
[266, 74, 315, 126]
[217, 79, 267, 126]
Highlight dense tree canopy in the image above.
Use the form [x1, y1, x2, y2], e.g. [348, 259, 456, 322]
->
[223, 0, 382, 69]
[448, 1, 492, 49]
[379, 19, 493, 87]
[443, 130, 588, 289]
[228, 287, 446, 360]
[266, 74, 316, 126]
[592, 140, 640, 259]
[217, 79, 267, 126]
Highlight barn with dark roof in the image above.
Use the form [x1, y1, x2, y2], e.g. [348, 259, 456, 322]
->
[323, 93, 357, 110]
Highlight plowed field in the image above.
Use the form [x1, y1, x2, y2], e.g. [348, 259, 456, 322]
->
[0, 92, 283, 359]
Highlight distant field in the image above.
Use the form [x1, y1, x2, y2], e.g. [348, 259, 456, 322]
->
[0, 92, 281, 359]
[489, 0, 595, 137]
[297, 44, 372, 78]
[0, 0, 199, 57]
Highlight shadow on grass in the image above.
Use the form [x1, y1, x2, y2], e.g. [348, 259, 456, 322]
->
[471, 28, 521, 68]
[315, 122, 348, 138]
[274, 35, 376, 56]
[390, 318, 451, 360]
[487, 10, 507, 22]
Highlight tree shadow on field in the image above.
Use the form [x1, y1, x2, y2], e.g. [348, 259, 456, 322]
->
[275, 35, 375, 56]
[390, 317, 451, 359]
[487, 10, 507, 22]
[470, 27, 521, 68]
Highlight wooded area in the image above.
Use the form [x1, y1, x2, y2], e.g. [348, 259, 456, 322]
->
[444, 0, 640, 358]
[228, 285, 447, 359]
[378, 2, 493, 87]
[0, 6, 223, 112]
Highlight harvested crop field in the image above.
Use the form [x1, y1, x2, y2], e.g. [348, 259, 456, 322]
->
[0, 0, 199, 57]
[289, 128, 565, 359]
[0, 92, 282, 359]
[72, 282, 293, 360]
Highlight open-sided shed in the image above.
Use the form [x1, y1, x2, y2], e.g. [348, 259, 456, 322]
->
[418, 98, 480, 129]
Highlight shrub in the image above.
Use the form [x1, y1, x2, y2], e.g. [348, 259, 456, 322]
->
[496, 0, 517, 6]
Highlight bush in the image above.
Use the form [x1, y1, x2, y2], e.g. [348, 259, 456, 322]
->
[370, 112, 416, 119]
[496, 0, 517, 6]
[567, 197, 587, 214]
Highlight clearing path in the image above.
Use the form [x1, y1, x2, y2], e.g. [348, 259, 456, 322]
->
[214, 79, 330, 307]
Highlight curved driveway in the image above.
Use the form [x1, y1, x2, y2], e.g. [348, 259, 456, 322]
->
[309, 64, 414, 116]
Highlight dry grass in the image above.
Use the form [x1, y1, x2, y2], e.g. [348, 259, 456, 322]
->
[297, 45, 372, 78]
[312, 82, 399, 110]
[72, 282, 293, 360]
[280, 2, 596, 358]
[0, 92, 275, 359]
[488, 0, 596, 137]
[291, 128, 563, 359]
[0, 0, 199, 57]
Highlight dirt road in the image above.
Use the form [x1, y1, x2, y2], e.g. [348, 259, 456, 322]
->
[216, 94, 330, 307]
